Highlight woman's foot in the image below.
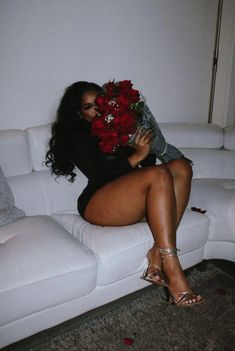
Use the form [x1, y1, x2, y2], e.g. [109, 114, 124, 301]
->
[159, 248, 203, 306]
[168, 288, 203, 306]
[141, 245, 167, 287]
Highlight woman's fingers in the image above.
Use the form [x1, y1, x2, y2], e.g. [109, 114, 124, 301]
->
[136, 128, 154, 144]
[142, 129, 154, 143]
[128, 127, 153, 159]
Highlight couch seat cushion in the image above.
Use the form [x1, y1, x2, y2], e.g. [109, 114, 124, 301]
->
[0, 215, 97, 326]
[52, 209, 209, 286]
[190, 179, 235, 242]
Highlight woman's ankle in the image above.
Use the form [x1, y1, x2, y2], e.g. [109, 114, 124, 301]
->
[147, 244, 161, 268]
[162, 258, 189, 289]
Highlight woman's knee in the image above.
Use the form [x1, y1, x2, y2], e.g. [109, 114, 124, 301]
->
[142, 165, 173, 187]
[166, 159, 193, 180]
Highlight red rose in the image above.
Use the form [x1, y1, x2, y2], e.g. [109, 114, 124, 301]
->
[104, 82, 116, 99]
[119, 80, 133, 90]
[120, 134, 129, 146]
[100, 140, 116, 153]
[129, 89, 140, 103]
[96, 96, 108, 113]
[113, 116, 121, 128]
[119, 113, 136, 134]
[91, 118, 105, 136]
[100, 144, 112, 153]
[108, 131, 119, 145]
[117, 95, 130, 109]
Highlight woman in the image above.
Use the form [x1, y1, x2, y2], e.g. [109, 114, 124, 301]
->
[46, 81, 203, 307]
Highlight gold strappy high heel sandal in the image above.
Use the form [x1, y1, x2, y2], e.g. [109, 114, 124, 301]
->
[159, 248, 204, 307]
[141, 249, 168, 287]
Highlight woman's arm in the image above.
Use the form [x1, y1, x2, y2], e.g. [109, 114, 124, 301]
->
[128, 128, 154, 168]
[72, 128, 154, 180]
[72, 135, 133, 180]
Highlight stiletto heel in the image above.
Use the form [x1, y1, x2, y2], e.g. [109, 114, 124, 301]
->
[159, 248, 204, 307]
[141, 250, 167, 287]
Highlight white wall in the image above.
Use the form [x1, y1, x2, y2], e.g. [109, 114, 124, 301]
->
[0, 0, 217, 130]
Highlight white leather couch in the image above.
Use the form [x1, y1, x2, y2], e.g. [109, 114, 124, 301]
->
[0, 123, 234, 348]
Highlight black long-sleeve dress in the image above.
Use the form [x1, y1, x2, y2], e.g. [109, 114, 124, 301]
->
[71, 122, 156, 218]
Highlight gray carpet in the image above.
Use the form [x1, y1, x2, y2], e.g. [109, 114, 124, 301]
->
[4, 260, 235, 351]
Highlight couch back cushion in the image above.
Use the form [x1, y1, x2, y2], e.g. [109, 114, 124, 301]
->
[7, 173, 47, 215]
[23, 125, 88, 214]
[0, 130, 32, 177]
[179, 149, 235, 178]
[158, 123, 223, 149]
[224, 125, 235, 150]
[7, 169, 88, 216]
[25, 124, 51, 171]
[34, 169, 87, 214]
[159, 123, 235, 179]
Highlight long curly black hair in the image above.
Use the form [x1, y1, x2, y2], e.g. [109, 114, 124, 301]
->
[45, 81, 103, 182]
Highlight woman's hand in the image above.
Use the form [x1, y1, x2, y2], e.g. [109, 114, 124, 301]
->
[128, 127, 154, 168]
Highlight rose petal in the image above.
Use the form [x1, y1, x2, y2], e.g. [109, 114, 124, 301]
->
[217, 288, 226, 295]
[191, 207, 207, 214]
[123, 338, 134, 346]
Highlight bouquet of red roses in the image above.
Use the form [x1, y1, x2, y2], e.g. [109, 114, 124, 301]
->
[91, 79, 192, 165]
[91, 80, 143, 153]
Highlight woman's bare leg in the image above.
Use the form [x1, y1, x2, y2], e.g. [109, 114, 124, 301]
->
[147, 159, 193, 278]
[84, 165, 200, 300]
[145, 161, 200, 303]
[165, 159, 193, 227]
[84, 165, 175, 228]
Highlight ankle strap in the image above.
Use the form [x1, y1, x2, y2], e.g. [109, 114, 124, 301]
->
[159, 248, 180, 263]
[159, 248, 180, 255]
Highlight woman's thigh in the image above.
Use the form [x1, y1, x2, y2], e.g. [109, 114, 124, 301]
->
[84, 165, 171, 226]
